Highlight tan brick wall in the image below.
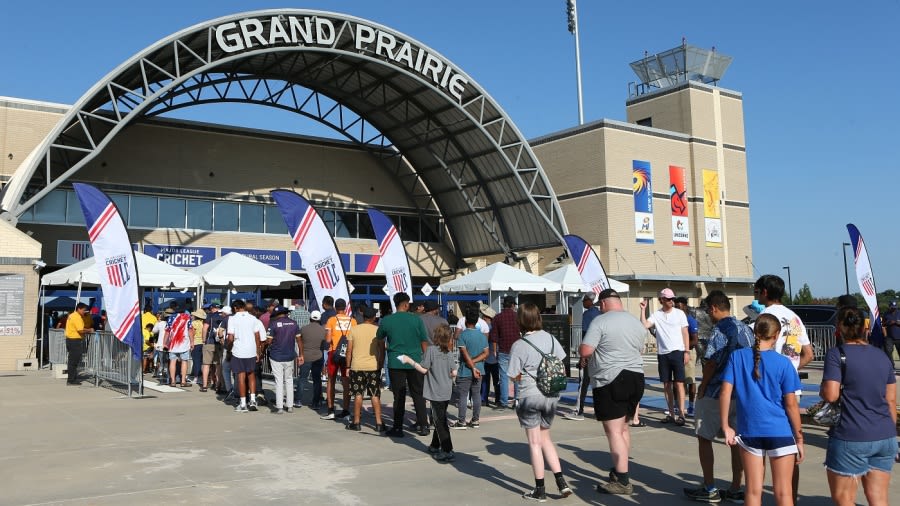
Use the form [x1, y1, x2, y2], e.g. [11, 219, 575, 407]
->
[0, 219, 42, 371]
[687, 88, 717, 140]
[625, 90, 692, 135]
[719, 95, 746, 147]
[1, 106, 65, 178]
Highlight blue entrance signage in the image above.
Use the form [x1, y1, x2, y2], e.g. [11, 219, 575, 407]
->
[144, 245, 215, 267]
[290, 251, 351, 272]
[221, 248, 286, 270]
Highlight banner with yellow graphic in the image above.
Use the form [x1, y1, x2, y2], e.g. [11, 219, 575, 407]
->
[703, 169, 722, 247]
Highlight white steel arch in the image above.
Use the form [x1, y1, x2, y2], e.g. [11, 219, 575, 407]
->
[0, 9, 568, 258]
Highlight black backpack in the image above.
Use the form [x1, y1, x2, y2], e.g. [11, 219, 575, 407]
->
[332, 328, 349, 366]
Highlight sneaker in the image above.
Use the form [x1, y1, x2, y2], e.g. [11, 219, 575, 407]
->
[684, 486, 722, 503]
[386, 427, 404, 438]
[285, 407, 294, 413]
[441, 450, 455, 462]
[597, 480, 633, 495]
[345, 423, 362, 431]
[466, 419, 480, 429]
[450, 421, 467, 430]
[687, 406, 695, 417]
[375, 424, 387, 434]
[417, 427, 430, 437]
[293, 401, 303, 408]
[557, 479, 573, 498]
[427, 446, 441, 454]
[522, 487, 547, 502]
[234, 404, 248, 413]
[320, 411, 336, 420]
[336, 410, 350, 420]
[562, 411, 585, 421]
[720, 488, 744, 504]
[274, 408, 284, 415]
[248, 401, 258, 412]
[256, 394, 267, 405]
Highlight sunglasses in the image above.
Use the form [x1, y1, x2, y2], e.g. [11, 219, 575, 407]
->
[659, 297, 674, 302]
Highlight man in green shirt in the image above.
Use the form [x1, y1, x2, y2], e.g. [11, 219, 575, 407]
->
[377, 292, 429, 437]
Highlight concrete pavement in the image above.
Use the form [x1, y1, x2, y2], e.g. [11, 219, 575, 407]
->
[0, 362, 894, 505]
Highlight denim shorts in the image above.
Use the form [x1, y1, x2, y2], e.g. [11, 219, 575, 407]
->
[168, 350, 191, 361]
[825, 436, 896, 476]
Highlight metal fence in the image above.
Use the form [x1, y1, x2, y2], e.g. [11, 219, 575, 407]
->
[48, 328, 143, 396]
[807, 324, 836, 361]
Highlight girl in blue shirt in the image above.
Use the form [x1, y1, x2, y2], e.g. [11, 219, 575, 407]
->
[720, 313, 804, 506]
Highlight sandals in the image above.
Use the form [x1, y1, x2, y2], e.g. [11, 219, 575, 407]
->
[180, 383, 192, 388]
[674, 416, 686, 426]
[662, 415, 674, 423]
[629, 421, 646, 427]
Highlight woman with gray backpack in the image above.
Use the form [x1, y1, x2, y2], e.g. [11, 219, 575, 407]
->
[507, 302, 573, 502]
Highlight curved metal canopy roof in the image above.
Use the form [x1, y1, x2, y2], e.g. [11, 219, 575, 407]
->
[0, 9, 567, 258]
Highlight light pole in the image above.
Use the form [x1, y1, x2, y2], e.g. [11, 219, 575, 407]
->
[782, 266, 792, 304]
[842, 242, 851, 295]
[566, 0, 584, 125]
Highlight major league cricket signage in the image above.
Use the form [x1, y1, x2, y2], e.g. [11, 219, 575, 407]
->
[368, 208, 413, 310]
[271, 190, 350, 313]
[72, 183, 143, 360]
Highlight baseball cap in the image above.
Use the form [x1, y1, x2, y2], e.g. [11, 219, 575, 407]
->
[890, 301, 898, 308]
[582, 293, 596, 302]
[310, 310, 322, 321]
[659, 288, 676, 299]
[273, 306, 290, 316]
[502, 295, 517, 306]
[221, 306, 232, 315]
[423, 300, 440, 311]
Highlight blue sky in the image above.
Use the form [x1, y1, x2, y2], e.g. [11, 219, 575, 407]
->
[2, 1, 898, 298]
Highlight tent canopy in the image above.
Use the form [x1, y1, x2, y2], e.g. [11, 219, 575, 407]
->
[542, 263, 630, 294]
[437, 262, 561, 293]
[41, 251, 201, 288]
[190, 252, 303, 288]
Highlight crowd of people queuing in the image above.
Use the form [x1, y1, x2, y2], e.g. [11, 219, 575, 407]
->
[68, 272, 895, 504]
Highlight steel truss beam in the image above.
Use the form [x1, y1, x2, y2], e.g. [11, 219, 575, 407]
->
[1, 10, 567, 259]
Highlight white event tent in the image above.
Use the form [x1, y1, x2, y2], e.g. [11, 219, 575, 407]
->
[437, 262, 561, 310]
[190, 252, 304, 290]
[41, 251, 201, 289]
[542, 263, 630, 294]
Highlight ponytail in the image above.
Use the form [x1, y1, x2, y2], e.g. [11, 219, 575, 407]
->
[752, 337, 762, 381]
[752, 313, 781, 382]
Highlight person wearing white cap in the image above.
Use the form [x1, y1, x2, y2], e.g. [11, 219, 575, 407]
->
[640, 288, 689, 426]
[295, 310, 327, 409]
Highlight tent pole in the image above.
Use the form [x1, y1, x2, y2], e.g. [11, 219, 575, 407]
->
[75, 273, 83, 305]
[38, 284, 45, 368]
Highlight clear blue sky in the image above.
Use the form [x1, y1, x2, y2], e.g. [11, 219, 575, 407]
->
[2, 1, 898, 298]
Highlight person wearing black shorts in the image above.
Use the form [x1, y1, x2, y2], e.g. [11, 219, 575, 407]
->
[640, 288, 689, 425]
[580, 289, 646, 496]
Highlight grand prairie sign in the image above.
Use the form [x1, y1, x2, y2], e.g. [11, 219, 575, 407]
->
[214, 14, 470, 102]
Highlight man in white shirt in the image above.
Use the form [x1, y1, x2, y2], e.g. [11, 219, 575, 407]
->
[226, 299, 263, 413]
[754, 274, 812, 504]
[640, 288, 689, 425]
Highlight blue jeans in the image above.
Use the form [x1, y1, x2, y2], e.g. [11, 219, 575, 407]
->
[498, 353, 517, 406]
[221, 356, 233, 393]
[190, 345, 203, 378]
[295, 358, 324, 407]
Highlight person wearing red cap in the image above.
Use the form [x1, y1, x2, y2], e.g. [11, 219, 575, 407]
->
[640, 288, 689, 426]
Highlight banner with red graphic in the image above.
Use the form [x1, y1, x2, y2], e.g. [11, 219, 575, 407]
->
[367, 208, 413, 311]
[271, 190, 350, 313]
[669, 166, 690, 246]
[847, 224, 883, 339]
[72, 183, 142, 361]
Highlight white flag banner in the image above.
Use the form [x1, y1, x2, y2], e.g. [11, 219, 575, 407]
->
[271, 190, 350, 314]
[847, 223, 883, 337]
[72, 183, 143, 360]
[367, 208, 413, 311]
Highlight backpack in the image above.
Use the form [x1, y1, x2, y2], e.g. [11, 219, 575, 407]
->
[521, 335, 568, 397]
[332, 329, 349, 366]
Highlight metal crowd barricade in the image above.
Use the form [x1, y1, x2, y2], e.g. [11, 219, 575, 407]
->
[47, 328, 142, 397]
[806, 324, 836, 361]
[48, 328, 67, 365]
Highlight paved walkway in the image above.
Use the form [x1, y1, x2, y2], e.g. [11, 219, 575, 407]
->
[0, 362, 894, 505]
